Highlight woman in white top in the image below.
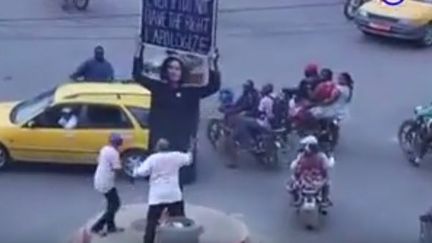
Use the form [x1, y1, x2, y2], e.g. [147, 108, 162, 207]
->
[310, 72, 353, 120]
[133, 138, 192, 243]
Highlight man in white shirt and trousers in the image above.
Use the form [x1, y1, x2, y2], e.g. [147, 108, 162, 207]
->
[91, 133, 125, 236]
[133, 138, 192, 243]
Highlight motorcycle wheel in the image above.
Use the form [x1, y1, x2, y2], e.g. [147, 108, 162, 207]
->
[398, 119, 421, 166]
[259, 139, 280, 168]
[207, 118, 223, 147]
[343, 0, 362, 20]
[73, 0, 89, 10]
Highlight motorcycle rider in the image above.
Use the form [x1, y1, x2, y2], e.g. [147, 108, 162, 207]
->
[298, 63, 321, 101]
[309, 70, 353, 121]
[288, 135, 334, 206]
[233, 80, 260, 117]
[232, 83, 276, 150]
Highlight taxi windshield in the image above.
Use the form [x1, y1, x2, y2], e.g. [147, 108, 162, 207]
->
[10, 87, 56, 124]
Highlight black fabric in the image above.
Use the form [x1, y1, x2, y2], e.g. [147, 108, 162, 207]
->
[233, 89, 260, 117]
[91, 188, 121, 232]
[298, 76, 320, 100]
[144, 201, 185, 243]
[133, 58, 221, 152]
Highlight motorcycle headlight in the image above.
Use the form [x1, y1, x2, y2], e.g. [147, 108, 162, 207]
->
[358, 9, 368, 17]
[414, 105, 424, 114]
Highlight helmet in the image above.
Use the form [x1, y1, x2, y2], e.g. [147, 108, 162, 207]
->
[218, 88, 234, 106]
[300, 135, 319, 154]
[300, 135, 318, 145]
[304, 63, 318, 77]
[109, 133, 123, 147]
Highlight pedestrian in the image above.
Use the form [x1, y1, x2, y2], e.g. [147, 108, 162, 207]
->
[132, 47, 221, 184]
[133, 138, 192, 243]
[70, 45, 115, 82]
[90, 133, 125, 237]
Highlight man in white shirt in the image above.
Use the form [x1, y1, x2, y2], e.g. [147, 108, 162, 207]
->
[133, 138, 192, 243]
[58, 107, 78, 129]
[91, 133, 124, 236]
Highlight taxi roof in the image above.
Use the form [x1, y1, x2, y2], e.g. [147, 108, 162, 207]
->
[54, 82, 151, 107]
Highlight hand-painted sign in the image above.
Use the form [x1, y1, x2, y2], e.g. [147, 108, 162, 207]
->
[140, 0, 218, 55]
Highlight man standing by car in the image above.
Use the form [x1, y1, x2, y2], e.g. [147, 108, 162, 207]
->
[70, 45, 115, 82]
[91, 133, 124, 237]
[133, 138, 192, 243]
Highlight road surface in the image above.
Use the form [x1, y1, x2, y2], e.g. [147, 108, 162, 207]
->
[1, 0, 432, 243]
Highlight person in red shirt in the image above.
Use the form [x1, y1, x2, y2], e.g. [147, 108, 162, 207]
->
[288, 135, 334, 206]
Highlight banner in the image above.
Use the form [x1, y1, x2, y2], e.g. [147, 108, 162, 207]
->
[140, 0, 218, 86]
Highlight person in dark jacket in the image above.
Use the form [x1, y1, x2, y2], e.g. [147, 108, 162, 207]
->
[70, 45, 115, 82]
[133, 49, 221, 183]
[232, 80, 260, 117]
[298, 63, 320, 101]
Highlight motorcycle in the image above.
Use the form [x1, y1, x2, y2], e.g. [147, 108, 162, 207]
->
[294, 179, 328, 230]
[286, 94, 340, 153]
[398, 105, 432, 166]
[207, 112, 287, 168]
[343, 0, 365, 20]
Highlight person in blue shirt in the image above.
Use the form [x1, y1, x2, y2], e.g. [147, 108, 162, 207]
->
[70, 45, 115, 82]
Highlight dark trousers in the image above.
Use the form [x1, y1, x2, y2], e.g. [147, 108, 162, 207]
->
[144, 201, 185, 243]
[91, 188, 120, 232]
[233, 116, 269, 147]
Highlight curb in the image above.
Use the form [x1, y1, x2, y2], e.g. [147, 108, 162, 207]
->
[69, 204, 251, 243]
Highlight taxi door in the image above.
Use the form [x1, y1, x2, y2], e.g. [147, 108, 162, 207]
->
[8, 104, 82, 163]
[71, 103, 136, 164]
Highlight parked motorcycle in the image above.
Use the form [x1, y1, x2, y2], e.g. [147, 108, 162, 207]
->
[343, 0, 365, 20]
[398, 105, 432, 166]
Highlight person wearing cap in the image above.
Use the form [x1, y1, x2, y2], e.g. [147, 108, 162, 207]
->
[58, 106, 78, 129]
[70, 45, 115, 82]
[288, 135, 334, 206]
[91, 133, 124, 237]
[132, 138, 192, 243]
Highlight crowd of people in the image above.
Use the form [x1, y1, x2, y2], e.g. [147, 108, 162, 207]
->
[75, 44, 354, 242]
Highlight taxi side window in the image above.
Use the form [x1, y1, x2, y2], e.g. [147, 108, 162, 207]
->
[80, 104, 132, 129]
[32, 104, 81, 129]
[126, 106, 150, 128]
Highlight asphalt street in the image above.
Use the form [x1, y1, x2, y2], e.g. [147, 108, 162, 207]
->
[1, 0, 432, 243]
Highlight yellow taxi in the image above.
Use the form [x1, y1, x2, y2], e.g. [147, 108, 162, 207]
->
[0, 82, 151, 177]
[354, 0, 432, 46]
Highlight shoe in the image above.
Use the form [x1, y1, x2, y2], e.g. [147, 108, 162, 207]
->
[107, 227, 125, 234]
[321, 198, 333, 207]
[90, 229, 107, 237]
[412, 157, 421, 166]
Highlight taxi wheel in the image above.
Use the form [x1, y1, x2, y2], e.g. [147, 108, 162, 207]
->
[0, 145, 10, 170]
[121, 149, 147, 178]
[419, 24, 432, 47]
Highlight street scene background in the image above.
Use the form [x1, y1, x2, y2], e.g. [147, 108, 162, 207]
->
[1, 0, 432, 242]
